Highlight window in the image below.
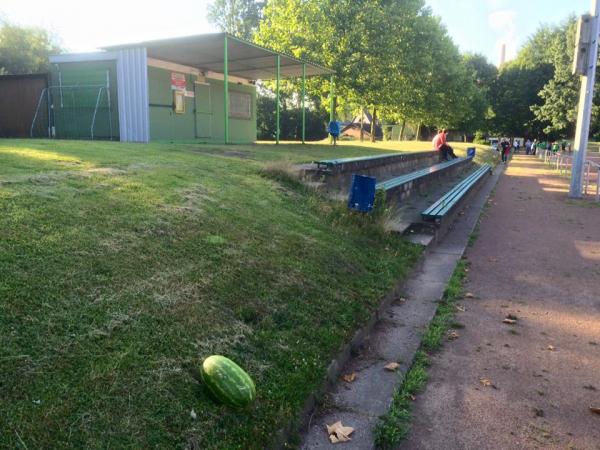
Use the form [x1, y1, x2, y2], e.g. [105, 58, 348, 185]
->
[229, 91, 251, 120]
[173, 90, 185, 114]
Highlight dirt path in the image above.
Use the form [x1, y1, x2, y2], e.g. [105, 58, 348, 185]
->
[402, 155, 600, 450]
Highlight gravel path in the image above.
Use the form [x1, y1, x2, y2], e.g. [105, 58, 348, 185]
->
[401, 155, 600, 450]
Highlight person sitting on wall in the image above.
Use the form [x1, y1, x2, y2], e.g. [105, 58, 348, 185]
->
[328, 120, 340, 146]
[432, 128, 457, 161]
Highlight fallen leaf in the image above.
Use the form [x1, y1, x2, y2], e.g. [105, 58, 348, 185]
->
[480, 378, 492, 387]
[503, 319, 517, 325]
[397, 297, 407, 303]
[590, 407, 600, 415]
[327, 421, 354, 443]
[448, 330, 460, 341]
[464, 292, 475, 299]
[455, 304, 466, 312]
[479, 377, 498, 389]
[384, 362, 400, 372]
[342, 372, 357, 383]
[489, 257, 498, 262]
[409, 394, 416, 401]
[547, 345, 555, 351]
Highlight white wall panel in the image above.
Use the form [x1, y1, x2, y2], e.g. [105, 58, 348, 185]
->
[116, 48, 149, 143]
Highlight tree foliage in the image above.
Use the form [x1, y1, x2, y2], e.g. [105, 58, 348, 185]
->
[489, 62, 553, 136]
[207, 0, 266, 39]
[254, 0, 488, 137]
[524, 18, 578, 137]
[507, 16, 600, 139]
[0, 20, 61, 75]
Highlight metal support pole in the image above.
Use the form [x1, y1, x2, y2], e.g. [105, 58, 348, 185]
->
[329, 75, 335, 144]
[224, 35, 229, 144]
[276, 55, 280, 145]
[329, 75, 335, 123]
[301, 63, 306, 144]
[570, 0, 600, 197]
[585, 161, 591, 193]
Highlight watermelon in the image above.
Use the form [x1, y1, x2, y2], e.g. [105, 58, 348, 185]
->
[200, 355, 256, 407]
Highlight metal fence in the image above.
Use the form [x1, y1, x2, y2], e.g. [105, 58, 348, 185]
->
[538, 149, 600, 201]
[30, 85, 115, 140]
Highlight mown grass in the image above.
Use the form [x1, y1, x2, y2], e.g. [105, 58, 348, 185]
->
[0, 139, 427, 449]
[374, 260, 468, 449]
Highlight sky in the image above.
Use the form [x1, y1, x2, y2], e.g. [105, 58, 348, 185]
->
[0, 0, 594, 65]
[426, 0, 590, 64]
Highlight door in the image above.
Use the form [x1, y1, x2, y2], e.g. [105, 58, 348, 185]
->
[195, 82, 212, 138]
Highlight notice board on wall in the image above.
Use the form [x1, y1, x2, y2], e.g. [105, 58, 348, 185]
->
[170, 72, 186, 90]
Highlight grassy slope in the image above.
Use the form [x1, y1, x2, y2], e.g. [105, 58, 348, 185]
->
[0, 139, 435, 449]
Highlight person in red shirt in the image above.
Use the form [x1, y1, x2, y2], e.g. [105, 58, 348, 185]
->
[500, 138, 511, 163]
[432, 129, 457, 161]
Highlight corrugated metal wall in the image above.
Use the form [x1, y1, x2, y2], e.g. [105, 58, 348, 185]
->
[116, 48, 150, 143]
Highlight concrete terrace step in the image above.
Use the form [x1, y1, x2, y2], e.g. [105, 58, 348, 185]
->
[298, 164, 504, 450]
[301, 150, 439, 194]
[377, 156, 474, 204]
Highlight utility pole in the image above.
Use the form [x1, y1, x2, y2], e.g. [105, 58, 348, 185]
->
[570, 0, 600, 198]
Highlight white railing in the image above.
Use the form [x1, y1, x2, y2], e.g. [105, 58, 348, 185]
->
[537, 148, 600, 201]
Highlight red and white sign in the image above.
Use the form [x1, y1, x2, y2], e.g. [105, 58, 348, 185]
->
[171, 72, 186, 90]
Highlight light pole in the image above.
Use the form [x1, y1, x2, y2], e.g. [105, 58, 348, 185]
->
[569, 0, 600, 198]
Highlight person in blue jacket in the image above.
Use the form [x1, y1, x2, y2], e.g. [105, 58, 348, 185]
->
[328, 120, 340, 146]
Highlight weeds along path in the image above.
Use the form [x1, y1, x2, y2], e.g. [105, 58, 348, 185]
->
[402, 155, 600, 450]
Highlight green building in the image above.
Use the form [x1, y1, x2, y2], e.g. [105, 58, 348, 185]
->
[44, 33, 333, 143]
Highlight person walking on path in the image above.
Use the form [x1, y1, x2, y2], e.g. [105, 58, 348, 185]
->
[525, 139, 532, 155]
[500, 138, 511, 163]
[327, 120, 340, 146]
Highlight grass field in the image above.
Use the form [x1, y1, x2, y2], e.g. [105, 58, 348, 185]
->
[0, 138, 490, 449]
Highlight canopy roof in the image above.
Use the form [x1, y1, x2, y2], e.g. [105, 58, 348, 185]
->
[103, 33, 334, 81]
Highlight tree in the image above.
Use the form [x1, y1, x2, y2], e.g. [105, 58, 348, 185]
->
[456, 53, 497, 138]
[207, 0, 266, 39]
[255, 0, 468, 140]
[0, 21, 61, 75]
[526, 18, 578, 138]
[489, 62, 553, 137]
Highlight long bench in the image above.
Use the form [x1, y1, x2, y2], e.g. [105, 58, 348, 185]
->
[376, 156, 473, 203]
[302, 150, 439, 193]
[421, 163, 492, 224]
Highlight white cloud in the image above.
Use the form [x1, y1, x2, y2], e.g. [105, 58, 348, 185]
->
[488, 9, 518, 65]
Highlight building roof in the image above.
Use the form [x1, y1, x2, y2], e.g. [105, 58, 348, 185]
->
[102, 32, 334, 81]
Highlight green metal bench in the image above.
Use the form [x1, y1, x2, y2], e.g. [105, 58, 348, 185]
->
[421, 164, 492, 223]
[375, 157, 469, 192]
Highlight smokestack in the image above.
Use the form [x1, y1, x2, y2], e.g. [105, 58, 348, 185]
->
[499, 43, 506, 66]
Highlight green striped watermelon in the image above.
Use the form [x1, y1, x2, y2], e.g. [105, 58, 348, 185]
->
[200, 355, 256, 407]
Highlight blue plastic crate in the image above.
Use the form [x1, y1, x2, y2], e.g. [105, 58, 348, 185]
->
[348, 174, 376, 213]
